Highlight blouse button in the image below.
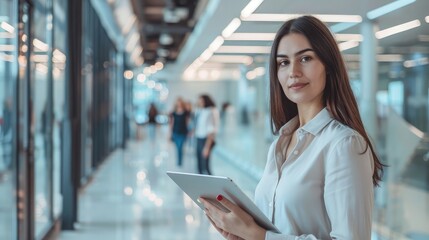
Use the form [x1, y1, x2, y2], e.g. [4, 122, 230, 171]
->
[293, 150, 299, 155]
[269, 202, 273, 207]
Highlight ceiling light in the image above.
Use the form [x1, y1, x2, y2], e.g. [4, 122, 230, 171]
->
[122, 15, 136, 35]
[246, 71, 257, 80]
[376, 54, 403, 62]
[124, 70, 134, 79]
[375, 19, 421, 39]
[130, 46, 143, 61]
[404, 57, 428, 68]
[330, 22, 359, 33]
[199, 49, 214, 62]
[33, 38, 49, 51]
[343, 54, 403, 62]
[53, 49, 66, 63]
[0, 53, 13, 62]
[254, 67, 266, 76]
[222, 18, 241, 38]
[226, 32, 365, 45]
[367, 0, 416, 20]
[208, 36, 224, 51]
[240, 0, 264, 19]
[154, 62, 164, 70]
[0, 44, 15, 51]
[242, 14, 362, 23]
[418, 35, 429, 42]
[314, 14, 362, 23]
[216, 46, 271, 54]
[208, 55, 253, 65]
[126, 32, 139, 52]
[0, 32, 13, 38]
[335, 34, 363, 42]
[227, 33, 276, 41]
[0, 21, 15, 33]
[338, 41, 359, 51]
[31, 54, 49, 62]
[426, 16, 429, 23]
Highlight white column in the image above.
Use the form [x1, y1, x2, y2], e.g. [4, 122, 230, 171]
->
[360, 19, 379, 142]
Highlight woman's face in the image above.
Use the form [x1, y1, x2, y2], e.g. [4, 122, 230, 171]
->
[197, 97, 204, 108]
[276, 33, 326, 108]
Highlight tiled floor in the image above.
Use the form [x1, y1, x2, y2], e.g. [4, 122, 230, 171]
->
[59, 126, 258, 240]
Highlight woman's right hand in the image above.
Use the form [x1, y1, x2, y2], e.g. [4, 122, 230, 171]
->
[206, 214, 244, 240]
[199, 196, 266, 240]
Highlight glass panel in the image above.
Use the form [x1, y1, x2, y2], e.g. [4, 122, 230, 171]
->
[31, 0, 52, 237]
[81, 1, 93, 181]
[52, 0, 66, 218]
[0, 0, 18, 239]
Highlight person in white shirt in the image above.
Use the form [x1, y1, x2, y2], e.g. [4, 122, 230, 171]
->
[194, 94, 219, 175]
[200, 15, 384, 240]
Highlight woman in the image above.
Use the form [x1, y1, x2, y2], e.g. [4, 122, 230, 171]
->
[169, 98, 189, 167]
[195, 94, 219, 175]
[200, 15, 384, 239]
[147, 102, 158, 140]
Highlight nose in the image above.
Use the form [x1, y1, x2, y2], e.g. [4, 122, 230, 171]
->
[289, 62, 302, 78]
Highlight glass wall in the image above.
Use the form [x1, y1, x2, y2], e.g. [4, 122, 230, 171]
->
[52, 0, 67, 218]
[0, 0, 18, 239]
[79, 0, 124, 185]
[31, 0, 53, 237]
[373, 47, 429, 239]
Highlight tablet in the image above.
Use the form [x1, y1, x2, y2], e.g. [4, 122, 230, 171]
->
[166, 171, 280, 233]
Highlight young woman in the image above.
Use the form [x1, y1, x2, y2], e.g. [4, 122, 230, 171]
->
[200, 15, 384, 240]
[169, 98, 189, 167]
[194, 94, 219, 175]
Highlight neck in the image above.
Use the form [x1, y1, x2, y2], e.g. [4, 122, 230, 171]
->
[297, 103, 324, 127]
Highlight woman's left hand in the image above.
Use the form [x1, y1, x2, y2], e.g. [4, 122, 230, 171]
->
[200, 195, 266, 240]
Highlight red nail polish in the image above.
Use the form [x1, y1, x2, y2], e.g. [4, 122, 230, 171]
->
[217, 194, 223, 201]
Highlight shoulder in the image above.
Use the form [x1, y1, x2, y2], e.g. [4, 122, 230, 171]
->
[322, 119, 366, 147]
[322, 120, 373, 167]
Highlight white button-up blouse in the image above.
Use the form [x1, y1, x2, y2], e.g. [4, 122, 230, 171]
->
[194, 107, 220, 139]
[254, 108, 374, 240]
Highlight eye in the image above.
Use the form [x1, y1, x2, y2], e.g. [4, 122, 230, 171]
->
[300, 56, 312, 63]
[278, 59, 290, 66]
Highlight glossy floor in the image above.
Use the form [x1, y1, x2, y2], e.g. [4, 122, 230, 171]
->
[59, 126, 258, 240]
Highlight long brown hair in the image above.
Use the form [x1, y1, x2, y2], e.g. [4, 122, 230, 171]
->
[269, 15, 384, 186]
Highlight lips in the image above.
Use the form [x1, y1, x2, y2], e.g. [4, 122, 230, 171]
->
[288, 82, 309, 90]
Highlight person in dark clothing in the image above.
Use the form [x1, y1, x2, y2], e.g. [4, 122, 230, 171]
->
[1, 99, 13, 170]
[1, 99, 12, 139]
[169, 98, 189, 166]
[148, 103, 158, 124]
[147, 103, 158, 140]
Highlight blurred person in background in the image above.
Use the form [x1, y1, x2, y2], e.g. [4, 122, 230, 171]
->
[169, 98, 189, 167]
[147, 102, 158, 140]
[194, 94, 219, 175]
[1, 98, 13, 172]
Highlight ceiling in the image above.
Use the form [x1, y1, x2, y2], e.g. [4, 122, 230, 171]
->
[127, 0, 429, 80]
[130, 0, 205, 65]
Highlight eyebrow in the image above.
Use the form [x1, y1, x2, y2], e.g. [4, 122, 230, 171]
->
[276, 48, 314, 58]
